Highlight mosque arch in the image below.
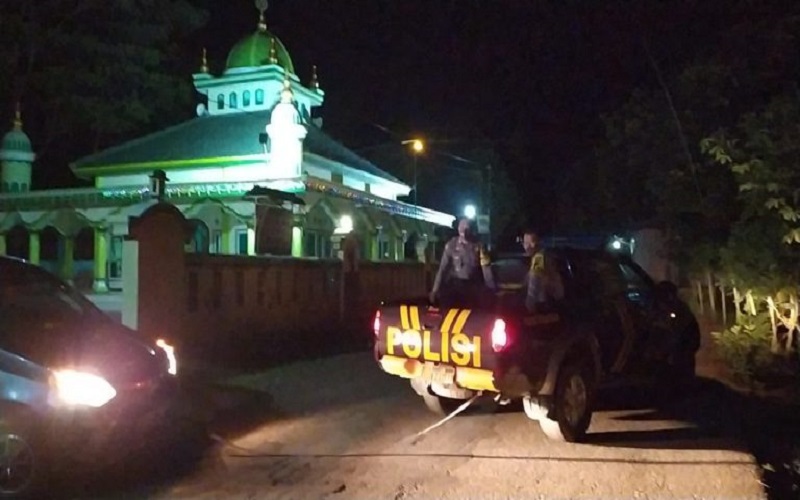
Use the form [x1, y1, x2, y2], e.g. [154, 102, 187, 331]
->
[6, 225, 29, 259]
[186, 219, 210, 254]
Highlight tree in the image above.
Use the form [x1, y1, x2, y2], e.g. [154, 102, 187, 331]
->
[0, 0, 207, 184]
[589, 62, 742, 275]
[702, 91, 800, 355]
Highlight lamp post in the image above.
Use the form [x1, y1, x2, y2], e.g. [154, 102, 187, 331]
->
[464, 204, 477, 220]
[401, 139, 424, 210]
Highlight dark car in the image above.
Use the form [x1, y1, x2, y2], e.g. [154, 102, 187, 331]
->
[0, 256, 180, 498]
[373, 247, 699, 442]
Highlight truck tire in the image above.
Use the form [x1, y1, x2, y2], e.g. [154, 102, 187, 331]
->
[539, 362, 593, 442]
[421, 392, 465, 416]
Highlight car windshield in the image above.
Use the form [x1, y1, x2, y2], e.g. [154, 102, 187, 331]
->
[0, 261, 105, 360]
[491, 257, 530, 289]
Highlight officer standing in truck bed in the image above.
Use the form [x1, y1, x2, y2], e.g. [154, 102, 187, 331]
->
[429, 217, 493, 307]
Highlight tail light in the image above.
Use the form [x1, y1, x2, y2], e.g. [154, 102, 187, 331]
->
[373, 310, 381, 337]
[491, 318, 508, 352]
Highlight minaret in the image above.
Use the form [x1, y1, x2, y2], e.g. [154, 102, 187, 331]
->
[0, 103, 35, 193]
[265, 73, 307, 179]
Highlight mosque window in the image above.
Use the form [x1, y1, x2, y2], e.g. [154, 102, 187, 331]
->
[217, 94, 225, 110]
[229, 92, 237, 109]
[21, 183, 28, 192]
[255, 89, 264, 105]
[243, 90, 251, 107]
[10, 182, 19, 192]
[1, 182, 7, 192]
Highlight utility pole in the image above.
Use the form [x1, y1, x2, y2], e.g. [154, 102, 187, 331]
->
[486, 163, 493, 250]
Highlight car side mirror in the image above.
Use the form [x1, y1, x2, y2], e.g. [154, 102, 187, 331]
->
[655, 280, 678, 300]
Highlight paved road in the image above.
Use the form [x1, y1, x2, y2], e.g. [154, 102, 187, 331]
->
[65, 351, 763, 500]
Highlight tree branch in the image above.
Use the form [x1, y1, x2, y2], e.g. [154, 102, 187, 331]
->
[641, 37, 706, 208]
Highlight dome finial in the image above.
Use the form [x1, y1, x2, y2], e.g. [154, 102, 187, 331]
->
[13, 102, 22, 130]
[269, 36, 278, 65]
[281, 72, 294, 104]
[255, 0, 268, 32]
[200, 47, 209, 73]
[310, 65, 319, 90]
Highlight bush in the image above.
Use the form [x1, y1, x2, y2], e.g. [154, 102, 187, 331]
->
[714, 312, 783, 387]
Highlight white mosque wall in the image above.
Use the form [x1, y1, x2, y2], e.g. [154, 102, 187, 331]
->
[343, 177, 366, 192]
[302, 164, 331, 181]
[198, 77, 318, 120]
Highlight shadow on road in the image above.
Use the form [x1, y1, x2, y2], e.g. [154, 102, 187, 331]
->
[585, 376, 800, 499]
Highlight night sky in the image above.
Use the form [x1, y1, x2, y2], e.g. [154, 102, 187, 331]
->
[189, 1, 735, 226]
[5, 0, 771, 237]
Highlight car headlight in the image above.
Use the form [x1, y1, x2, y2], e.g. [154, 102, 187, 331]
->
[156, 338, 178, 375]
[51, 369, 117, 408]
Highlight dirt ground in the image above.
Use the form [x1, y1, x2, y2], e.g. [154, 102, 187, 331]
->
[59, 319, 789, 500]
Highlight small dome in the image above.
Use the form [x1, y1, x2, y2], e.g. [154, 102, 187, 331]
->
[1, 116, 32, 154]
[226, 29, 294, 73]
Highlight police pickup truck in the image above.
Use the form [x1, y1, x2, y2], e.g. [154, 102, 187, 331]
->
[373, 247, 699, 442]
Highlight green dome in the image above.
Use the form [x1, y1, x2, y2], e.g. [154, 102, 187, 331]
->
[2, 128, 32, 154]
[226, 30, 294, 73]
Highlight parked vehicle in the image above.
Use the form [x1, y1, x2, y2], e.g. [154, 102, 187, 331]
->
[0, 256, 180, 498]
[373, 247, 699, 442]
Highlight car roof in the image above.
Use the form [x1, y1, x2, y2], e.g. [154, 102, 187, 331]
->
[0, 255, 32, 270]
[494, 246, 614, 261]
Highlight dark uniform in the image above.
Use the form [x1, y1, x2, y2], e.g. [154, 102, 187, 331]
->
[431, 237, 493, 306]
[525, 250, 564, 313]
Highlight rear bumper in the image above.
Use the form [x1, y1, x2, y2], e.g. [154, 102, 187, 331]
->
[378, 355, 498, 392]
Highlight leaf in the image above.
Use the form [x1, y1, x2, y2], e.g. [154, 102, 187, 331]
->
[765, 198, 784, 210]
[732, 163, 751, 174]
[740, 183, 758, 192]
[784, 228, 800, 244]
[766, 183, 781, 193]
[779, 205, 799, 222]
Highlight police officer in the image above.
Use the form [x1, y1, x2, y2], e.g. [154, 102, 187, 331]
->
[429, 218, 492, 306]
[521, 229, 563, 313]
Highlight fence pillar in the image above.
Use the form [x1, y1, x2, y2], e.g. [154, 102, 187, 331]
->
[125, 202, 190, 347]
[706, 272, 717, 316]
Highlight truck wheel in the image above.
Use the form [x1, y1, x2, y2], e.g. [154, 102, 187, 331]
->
[421, 391, 465, 416]
[539, 362, 593, 442]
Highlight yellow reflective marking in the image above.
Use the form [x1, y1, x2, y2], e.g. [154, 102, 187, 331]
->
[441, 309, 458, 334]
[422, 331, 440, 362]
[386, 326, 398, 355]
[473, 335, 482, 368]
[440, 309, 459, 364]
[452, 309, 472, 334]
[450, 333, 471, 366]
[400, 305, 410, 330]
[409, 306, 422, 331]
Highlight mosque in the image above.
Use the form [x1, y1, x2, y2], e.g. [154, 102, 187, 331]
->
[0, 5, 453, 293]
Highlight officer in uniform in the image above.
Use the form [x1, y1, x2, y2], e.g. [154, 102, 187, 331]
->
[521, 229, 563, 313]
[429, 217, 493, 306]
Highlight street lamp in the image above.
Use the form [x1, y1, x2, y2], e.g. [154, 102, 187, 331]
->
[464, 204, 477, 220]
[609, 236, 634, 254]
[401, 139, 425, 209]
